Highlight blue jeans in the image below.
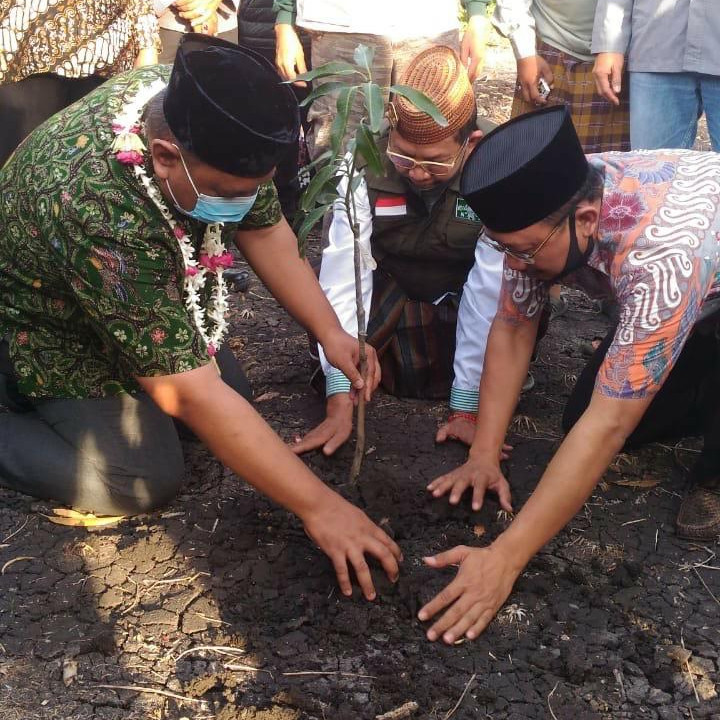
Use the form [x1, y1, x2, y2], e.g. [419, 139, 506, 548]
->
[629, 72, 720, 151]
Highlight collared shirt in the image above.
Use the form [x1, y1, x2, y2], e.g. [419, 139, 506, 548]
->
[318, 143, 503, 399]
[0, 0, 159, 84]
[0, 65, 281, 399]
[493, 0, 600, 62]
[592, 0, 720, 75]
[498, 150, 720, 400]
[274, 0, 489, 37]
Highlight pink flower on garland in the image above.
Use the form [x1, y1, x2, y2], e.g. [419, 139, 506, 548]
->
[185, 265, 199, 277]
[150, 328, 167, 345]
[116, 150, 144, 165]
[602, 190, 646, 233]
[207, 343, 217, 356]
[17, 331, 29, 346]
[199, 252, 233, 272]
[173, 225, 187, 239]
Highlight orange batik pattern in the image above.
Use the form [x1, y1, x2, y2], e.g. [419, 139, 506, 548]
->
[498, 150, 720, 399]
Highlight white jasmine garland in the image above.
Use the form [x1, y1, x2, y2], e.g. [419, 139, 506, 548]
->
[112, 79, 231, 355]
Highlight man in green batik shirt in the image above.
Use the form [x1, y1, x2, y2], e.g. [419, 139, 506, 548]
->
[0, 34, 401, 602]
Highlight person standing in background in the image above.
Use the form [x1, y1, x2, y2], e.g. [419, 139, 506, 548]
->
[493, 0, 629, 153]
[238, 0, 311, 221]
[272, 0, 492, 159]
[0, 0, 159, 167]
[593, 0, 720, 151]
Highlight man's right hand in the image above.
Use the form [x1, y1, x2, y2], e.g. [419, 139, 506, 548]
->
[275, 23, 308, 86]
[302, 493, 403, 600]
[516, 55, 554, 105]
[593, 52, 625, 106]
[292, 392, 354, 456]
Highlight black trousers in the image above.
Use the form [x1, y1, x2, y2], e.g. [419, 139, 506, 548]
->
[0, 73, 105, 167]
[0, 342, 252, 515]
[563, 316, 720, 483]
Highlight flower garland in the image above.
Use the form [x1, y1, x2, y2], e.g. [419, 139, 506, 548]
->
[111, 79, 232, 356]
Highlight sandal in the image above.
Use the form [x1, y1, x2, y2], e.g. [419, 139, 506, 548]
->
[676, 485, 720, 540]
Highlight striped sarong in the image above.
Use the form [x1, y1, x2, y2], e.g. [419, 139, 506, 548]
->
[511, 40, 630, 153]
[366, 269, 459, 399]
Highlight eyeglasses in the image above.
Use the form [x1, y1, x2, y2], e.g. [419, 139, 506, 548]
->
[386, 140, 468, 176]
[480, 212, 571, 264]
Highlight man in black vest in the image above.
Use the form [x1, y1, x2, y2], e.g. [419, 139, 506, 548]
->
[293, 45, 506, 456]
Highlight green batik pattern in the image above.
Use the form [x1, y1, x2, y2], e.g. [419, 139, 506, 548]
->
[0, 65, 282, 399]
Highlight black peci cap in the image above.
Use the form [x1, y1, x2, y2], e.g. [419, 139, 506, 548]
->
[164, 33, 300, 178]
[460, 105, 589, 232]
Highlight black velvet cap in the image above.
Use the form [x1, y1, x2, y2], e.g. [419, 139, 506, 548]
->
[460, 105, 589, 232]
[164, 33, 300, 178]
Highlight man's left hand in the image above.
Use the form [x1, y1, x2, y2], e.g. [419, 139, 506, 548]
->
[460, 14, 490, 81]
[418, 544, 520, 643]
[320, 329, 381, 402]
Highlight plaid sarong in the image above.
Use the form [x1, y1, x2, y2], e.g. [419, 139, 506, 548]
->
[511, 41, 630, 153]
[366, 270, 458, 399]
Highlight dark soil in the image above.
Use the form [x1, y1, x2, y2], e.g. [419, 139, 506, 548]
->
[0, 39, 718, 720]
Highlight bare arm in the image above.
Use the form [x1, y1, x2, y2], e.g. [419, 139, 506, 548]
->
[420, 390, 653, 643]
[137, 364, 401, 598]
[428, 312, 539, 510]
[234, 218, 379, 396]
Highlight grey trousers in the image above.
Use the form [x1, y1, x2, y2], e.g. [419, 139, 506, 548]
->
[0, 343, 251, 515]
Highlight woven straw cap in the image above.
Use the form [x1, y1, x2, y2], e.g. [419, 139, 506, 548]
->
[392, 45, 475, 144]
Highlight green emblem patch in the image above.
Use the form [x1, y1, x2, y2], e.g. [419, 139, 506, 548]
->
[455, 198, 481, 223]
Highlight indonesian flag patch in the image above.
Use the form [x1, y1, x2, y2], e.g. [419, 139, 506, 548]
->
[375, 195, 407, 217]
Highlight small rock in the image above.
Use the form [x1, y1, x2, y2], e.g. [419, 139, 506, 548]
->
[62, 658, 78, 687]
[139, 609, 178, 628]
[647, 688, 672, 705]
[696, 677, 717, 701]
[625, 677, 650, 704]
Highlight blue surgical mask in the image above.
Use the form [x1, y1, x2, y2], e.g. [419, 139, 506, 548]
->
[166, 145, 259, 224]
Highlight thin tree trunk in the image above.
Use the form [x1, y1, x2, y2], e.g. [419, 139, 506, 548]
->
[349, 219, 367, 483]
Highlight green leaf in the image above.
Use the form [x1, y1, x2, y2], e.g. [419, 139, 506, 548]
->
[330, 85, 358, 156]
[289, 61, 359, 83]
[300, 164, 338, 212]
[362, 82, 384, 133]
[296, 204, 331, 251]
[353, 44, 375, 77]
[299, 81, 349, 107]
[355, 123, 384, 176]
[389, 84, 449, 127]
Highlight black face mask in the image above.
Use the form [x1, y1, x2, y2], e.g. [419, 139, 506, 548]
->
[552, 210, 595, 281]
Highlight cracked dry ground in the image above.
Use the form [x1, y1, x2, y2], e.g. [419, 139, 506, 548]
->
[1, 45, 719, 720]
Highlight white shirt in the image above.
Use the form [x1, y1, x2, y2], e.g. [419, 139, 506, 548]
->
[318, 171, 503, 411]
[296, 0, 461, 39]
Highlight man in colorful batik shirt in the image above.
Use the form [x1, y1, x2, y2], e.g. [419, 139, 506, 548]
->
[415, 106, 720, 644]
[0, 35, 401, 602]
[292, 46, 506, 457]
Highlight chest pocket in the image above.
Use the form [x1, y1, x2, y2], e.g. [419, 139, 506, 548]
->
[438, 197, 483, 254]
